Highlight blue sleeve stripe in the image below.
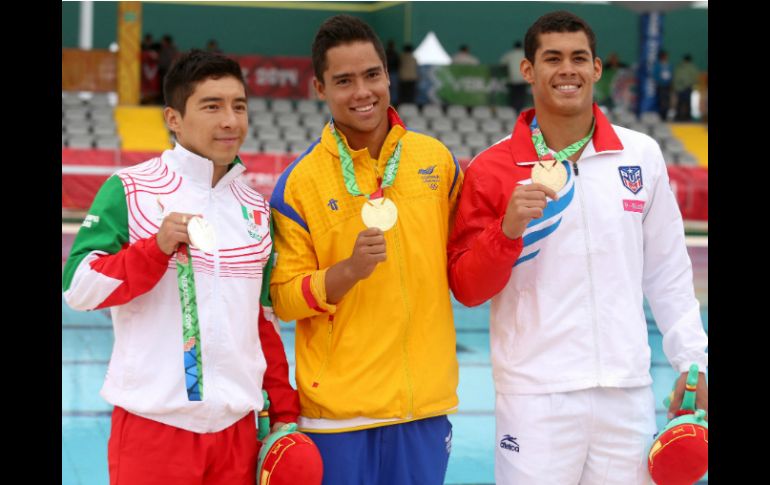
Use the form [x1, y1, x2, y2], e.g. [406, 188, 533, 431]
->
[523, 217, 562, 247]
[269, 139, 320, 233]
[514, 249, 540, 267]
[527, 183, 574, 228]
[449, 154, 461, 198]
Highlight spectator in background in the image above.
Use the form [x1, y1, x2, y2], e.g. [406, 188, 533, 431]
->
[141, 33, 160, 52]
[653, 50, 673, 121]
[699, 70, 708, 125]
[386, 40, 401, 104]
[399, 43, 419, 105]
[158, 35, 180, 105]
[452, 44, 480, 65]
[500, 40, 527, 112]
[206, 39, 223, 54]
[673, 54, 699, 121]
[594, 52, 627, 109]
[140, 41, 160, 105]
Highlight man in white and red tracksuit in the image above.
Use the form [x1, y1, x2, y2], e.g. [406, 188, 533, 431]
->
[62, 49, 299, 485]
[447, 11, 708, 485]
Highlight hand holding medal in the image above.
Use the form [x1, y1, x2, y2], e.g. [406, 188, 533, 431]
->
[500, 115, 596, 240]
[502, 183, 559, 240]
[330, 121, 401, 232]
[531, 159, 568, 193]
[187, 216, 217, 253]
[361, 197, 398, 231]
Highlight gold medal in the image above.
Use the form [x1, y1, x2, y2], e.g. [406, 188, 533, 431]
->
[361, 197, 398, 231]
[531, 160, 567, 193]
[187, 216, 217, 253]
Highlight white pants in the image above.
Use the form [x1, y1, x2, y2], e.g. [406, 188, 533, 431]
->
[495, 386, 657, 485]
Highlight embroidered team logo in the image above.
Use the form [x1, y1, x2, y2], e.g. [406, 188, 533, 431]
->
[327, 198, 339, 211]
[418, 165, 440, 190]
[618, 166, 643, 194]
[81, 214, 100, 228]
[241, 205, 267, 241]
[499, 435, 519, 452]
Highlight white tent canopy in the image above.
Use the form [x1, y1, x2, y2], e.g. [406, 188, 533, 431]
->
[413, 31, 451, 66]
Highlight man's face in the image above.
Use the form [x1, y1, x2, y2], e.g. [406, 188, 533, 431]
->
[521, 31, 602, 117]
[164, 76, 248, 167]
[314, 41, 390, 141]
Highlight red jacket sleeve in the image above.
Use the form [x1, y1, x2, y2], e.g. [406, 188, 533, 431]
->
[90, 235, 172, 309]
[258, 307, 300, 425]
[447, 164, 524, 307]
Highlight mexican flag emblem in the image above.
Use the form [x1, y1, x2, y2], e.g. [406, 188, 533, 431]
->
[241, 205, 267, 241]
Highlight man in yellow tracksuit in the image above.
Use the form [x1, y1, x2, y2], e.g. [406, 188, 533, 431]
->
[269, 14, 463, 485]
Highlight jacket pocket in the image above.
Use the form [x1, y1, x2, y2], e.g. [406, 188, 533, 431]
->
[310, 315, 335, 388]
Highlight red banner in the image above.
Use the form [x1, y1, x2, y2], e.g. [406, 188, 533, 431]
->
[235, 55, 315, 99]
[62, 149, 706, 221]
[62, 149, 297, 210]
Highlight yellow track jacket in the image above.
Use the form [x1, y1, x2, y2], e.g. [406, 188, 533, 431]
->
[269, 108, 462, 432]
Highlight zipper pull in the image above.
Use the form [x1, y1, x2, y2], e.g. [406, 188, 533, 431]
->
[572, 160, 579, 176]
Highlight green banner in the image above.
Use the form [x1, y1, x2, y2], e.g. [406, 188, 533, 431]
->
[428, 65, 509, 106]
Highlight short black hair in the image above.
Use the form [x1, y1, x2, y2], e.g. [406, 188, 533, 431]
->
[524, 11, 597, 63]
[311, 14, 387, 82]
[163, 49, 246, 115]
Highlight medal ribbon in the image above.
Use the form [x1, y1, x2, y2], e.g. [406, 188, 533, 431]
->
[176, 244, 204, 401]
[330, 120, 402, 200]
[530, 116, 595, 163]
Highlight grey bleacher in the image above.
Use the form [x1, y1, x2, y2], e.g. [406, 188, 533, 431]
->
[302, 113, 327, 130]
[248, 97, 269, 114]
[450, 146, 473, 160]
[446, 105, 468, 120]
[296, 100, 321, 115]
[62, 91, 121, 149]
[437, 132, 462, 147]
[65, 90, 700, 164]
[405, 117, 428, 132]
[471, 106, 493, 120]
[270, 99, 293, 114]
[256, 126, 281, 142]
[67, 134, 95, 149]
[275, 112, 301, 129]
[94, 135, 121, 150]
[430, 118, 453, 133]
[456, 119, 478, 134]
[288, 141, 311, 155]
[398, 103, 419, 119]
[480, 119, 504, 134]
[464, 133, 489, 155]
[494, 106, 517, 121]
[283, 127, 309, 143]
[251, 112, 275, 129]
[262, 139, 289, 154]
[240, 139, 260, 153]
[422, 104, 444, 120]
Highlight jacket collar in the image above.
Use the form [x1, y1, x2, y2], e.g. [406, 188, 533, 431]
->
[509, 103, 623, 162]
[321, 106, 407, 162]
[164, 143, 245, 189]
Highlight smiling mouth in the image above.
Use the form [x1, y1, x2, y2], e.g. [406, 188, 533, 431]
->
[352, 103, 376, 113]
[554, 84, 580, 93]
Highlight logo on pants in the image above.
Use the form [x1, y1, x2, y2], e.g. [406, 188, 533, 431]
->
[500, 434, 519, 452]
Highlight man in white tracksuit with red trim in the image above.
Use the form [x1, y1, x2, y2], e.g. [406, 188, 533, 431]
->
[62, 50, 299, 485]
[447, 11, 708, 484]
